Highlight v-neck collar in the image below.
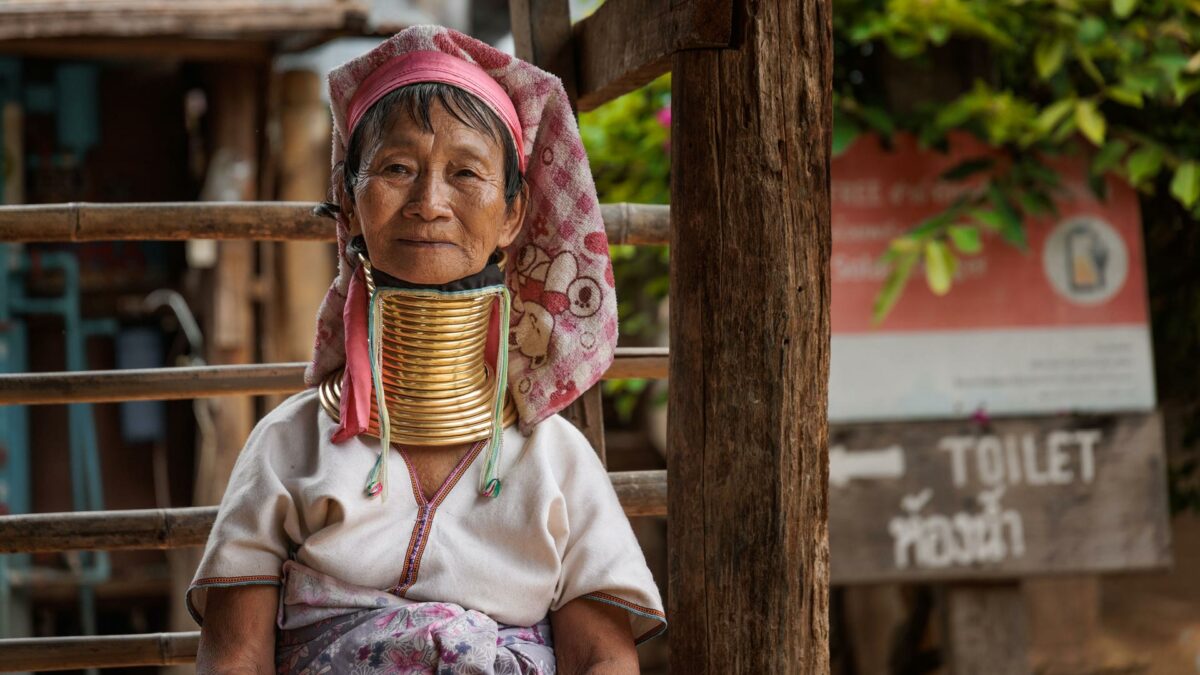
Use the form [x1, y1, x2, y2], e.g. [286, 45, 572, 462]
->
[398, 440, 486, 507]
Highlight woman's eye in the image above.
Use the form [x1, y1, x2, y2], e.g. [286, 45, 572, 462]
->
[456, 169, 479, 178]
[386, 164, 410, 174]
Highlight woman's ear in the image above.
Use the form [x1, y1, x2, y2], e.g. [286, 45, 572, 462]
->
[497, 182, 529, 249]
[338, 183, 362, 237]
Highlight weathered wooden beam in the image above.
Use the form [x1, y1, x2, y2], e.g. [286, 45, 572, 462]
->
[0, 632, 200, 672]
[0, 470, 666, 554]
[0, 1, 368, 41]
[945, 583, 1031, 675]
[667, 0, 832, 672]
[573, 0, 733, 112]
[0, 348, 666, 405]
[0, 36, 274, 62]
[0, 202, 668, 245]
[509, 0, 577, 105]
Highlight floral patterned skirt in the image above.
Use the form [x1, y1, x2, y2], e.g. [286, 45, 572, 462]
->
[275, 560, 555, 675]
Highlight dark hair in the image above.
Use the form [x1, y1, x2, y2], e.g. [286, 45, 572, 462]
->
[314, 82, 524, 221]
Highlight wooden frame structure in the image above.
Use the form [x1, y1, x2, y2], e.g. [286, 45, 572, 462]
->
[0, 0, 833, 672]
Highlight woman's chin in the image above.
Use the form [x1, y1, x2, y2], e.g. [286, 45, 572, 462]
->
[375, 259, 480, 286]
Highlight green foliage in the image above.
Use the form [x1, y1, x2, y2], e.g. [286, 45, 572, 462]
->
[833, 0, 1200, 320]
[579, 73, 673, 421]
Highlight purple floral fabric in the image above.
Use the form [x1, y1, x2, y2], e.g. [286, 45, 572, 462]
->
[275, 560, 554, 674]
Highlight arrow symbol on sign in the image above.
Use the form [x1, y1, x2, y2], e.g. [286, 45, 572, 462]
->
[830, 444, 906, 487]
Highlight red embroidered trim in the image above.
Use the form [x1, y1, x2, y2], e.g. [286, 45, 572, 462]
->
[582, 591, 668, 644]
[584, 591, 666, 619]
[191, 574, 281, 585]
[391, 441, 486, 596]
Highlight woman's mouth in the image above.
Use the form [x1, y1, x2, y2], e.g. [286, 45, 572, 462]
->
[394, 238, 456, 249]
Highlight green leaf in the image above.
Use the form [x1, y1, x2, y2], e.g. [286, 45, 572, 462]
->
[1035, 38, 1068, 79]
[924, 240, 956, 296]
[1092, 139, 1128, 175]
[1074, 46, 1106, 86]
[987, 184, 1028, 248]
[1174, 78, 1200, 105]
[940, 157, 995, 182]
[1075, 100, 1107, 145]
[1186, 51, 1200, 74]
[1077, 16, 1107, 45]
[948, 225, 983, 254]
[858, 105, 895, 136]
[1106, 85, 1144, 107]
[1170, 162, 1200, 208]
[1035, 99, 1076, 135]
[1112, 0, 1137, 18]
[832, 114, 860, 157]
[1126, 145, 1165, 186]
[873, 249, 919, 324]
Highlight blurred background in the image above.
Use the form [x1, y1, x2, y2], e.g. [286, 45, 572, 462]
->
[0, 0, 1198, 673]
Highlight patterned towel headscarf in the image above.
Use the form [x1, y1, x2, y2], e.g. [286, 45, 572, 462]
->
[305, 25, 617, 434]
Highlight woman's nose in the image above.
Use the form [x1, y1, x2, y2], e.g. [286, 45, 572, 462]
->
[402, 170, 454, 222]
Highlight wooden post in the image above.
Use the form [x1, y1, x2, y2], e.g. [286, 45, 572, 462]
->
[508, 0, 577, 105]
[271, 69, 333, 362]
[1024, 576, 1109, 674]
[197, 63, 262, 505]
[168, 63, 263, 672]
[668, 0, 833, 671]
[945, 583, 1031, 675]
[509, 0, 612, 458]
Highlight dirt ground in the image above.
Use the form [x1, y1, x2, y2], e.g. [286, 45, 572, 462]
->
[1100, 513, 1200, 675]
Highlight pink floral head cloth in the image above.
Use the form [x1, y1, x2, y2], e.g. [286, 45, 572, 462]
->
[305, 25, 618, 434]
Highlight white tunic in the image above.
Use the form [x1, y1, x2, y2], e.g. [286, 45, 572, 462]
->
[187, 388, 666, 643]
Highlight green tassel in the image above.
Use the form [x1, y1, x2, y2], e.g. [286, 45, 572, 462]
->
[478, 287, 511, 498]
[365, 287, 390, 501]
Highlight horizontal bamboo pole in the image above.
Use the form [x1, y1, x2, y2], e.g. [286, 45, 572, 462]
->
[0, 201, 669, 245]
[0, 632, 200, 672]
[0, 348, 666, 405]
[0, 470, 665, 553]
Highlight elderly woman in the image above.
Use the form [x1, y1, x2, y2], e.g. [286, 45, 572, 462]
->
[186, 26, 665, 675]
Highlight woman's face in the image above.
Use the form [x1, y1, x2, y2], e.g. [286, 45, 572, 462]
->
[348, 101, 526, 285]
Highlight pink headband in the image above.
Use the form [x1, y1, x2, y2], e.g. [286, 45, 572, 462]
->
[345, 50, 526, 172]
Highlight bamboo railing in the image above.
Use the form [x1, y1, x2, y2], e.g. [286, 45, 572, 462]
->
[0, 470, 666, 554]
[0, 633, 200, 671]
[0, 201, 668, 245]
[0, 348, 668, 405]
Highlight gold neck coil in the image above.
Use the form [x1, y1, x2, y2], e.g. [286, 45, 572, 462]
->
[319, 267, 517, 446]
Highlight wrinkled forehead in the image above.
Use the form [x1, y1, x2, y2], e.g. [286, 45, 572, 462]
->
[356, 86, 509, 162]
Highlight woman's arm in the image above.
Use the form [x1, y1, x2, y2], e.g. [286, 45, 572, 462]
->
[195, 585, 279, 675]
[551, 597, 640, 675]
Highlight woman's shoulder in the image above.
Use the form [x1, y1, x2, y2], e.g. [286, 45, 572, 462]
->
[517, 413, 609, 485]
[234, 388, 324, 468]
[250, 387, 321, 433]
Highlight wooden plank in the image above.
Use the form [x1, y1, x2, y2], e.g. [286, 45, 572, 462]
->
[829, 413, 1172, 584]
[1024, 576, 1104, 673]
[0, 348, 667, 404]
[0, 470, 667, 553]
[945, 583, 1031, 675]
[667, 0, 833, 671]
[200, 62, 261, 510]
[0, 36, 274, 62]
[0, 1, 367, 41]
[508, 0, 577, 104]
[0, 632, 200, 672]
[0, 201, 668, 245]
[573, 0, 732, 112]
